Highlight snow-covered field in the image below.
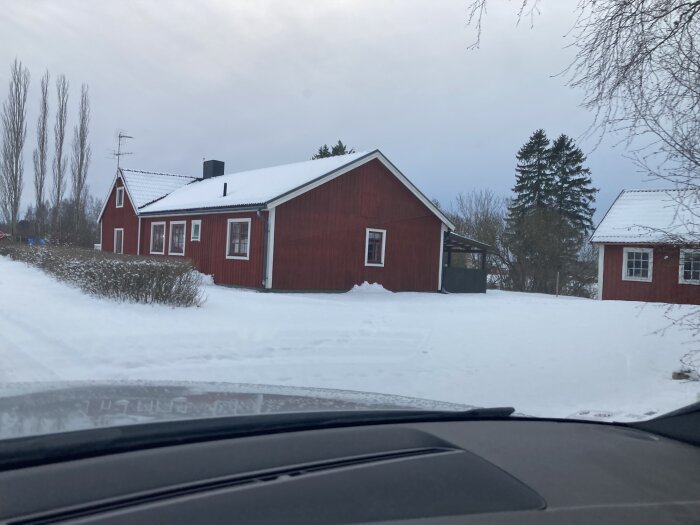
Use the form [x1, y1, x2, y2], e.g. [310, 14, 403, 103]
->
[0, 256, 697, 420]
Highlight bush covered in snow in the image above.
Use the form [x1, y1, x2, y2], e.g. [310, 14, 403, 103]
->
[0, 245, 204, 307]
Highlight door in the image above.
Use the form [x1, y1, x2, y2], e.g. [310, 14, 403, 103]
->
[114, 228, 124, 254]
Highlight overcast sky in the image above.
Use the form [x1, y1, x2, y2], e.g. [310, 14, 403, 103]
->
[2, 0, 664, 220]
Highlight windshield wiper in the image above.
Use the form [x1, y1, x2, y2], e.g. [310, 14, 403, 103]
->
[0, 407, 514, 471]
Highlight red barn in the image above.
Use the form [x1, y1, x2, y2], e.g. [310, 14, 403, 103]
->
[591, 189, 700, 305]
[98, 150, 471, 292]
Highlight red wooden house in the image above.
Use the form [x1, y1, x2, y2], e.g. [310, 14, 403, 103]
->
[98, 150, 467, 292]
[590, 189, 700, 305]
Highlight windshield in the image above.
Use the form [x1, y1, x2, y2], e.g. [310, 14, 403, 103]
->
[0, 0, 698, 442]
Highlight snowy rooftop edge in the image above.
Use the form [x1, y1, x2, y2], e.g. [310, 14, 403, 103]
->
[591, 188, 700, 244]
[137, 151, 376, 214]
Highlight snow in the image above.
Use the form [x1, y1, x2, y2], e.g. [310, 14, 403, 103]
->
[119, 168, 198, 209]
[0, 256, 698, 421]
[139, 151, 373, 213]
[591, 188, 700, 243]
[348, 282, 391, 294]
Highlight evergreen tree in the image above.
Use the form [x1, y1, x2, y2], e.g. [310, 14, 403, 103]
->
[507, 129, 554, 218]
[548, 134, 596, 235]
[504, 130, 597, 295]
[312, 140, 355, 159]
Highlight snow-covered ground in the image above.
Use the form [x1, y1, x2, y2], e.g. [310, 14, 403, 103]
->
[0, 256, 698, 421]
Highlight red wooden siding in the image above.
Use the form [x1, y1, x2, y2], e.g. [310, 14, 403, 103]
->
[602, 244, 700, 305]
[140, 211, 266, 288]
[100, 178, 139, 254]
[272, 159, 442, 292]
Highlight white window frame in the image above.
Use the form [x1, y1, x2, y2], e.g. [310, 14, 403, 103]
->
[226, 218, 251, 260]
[191, 219, 202, 241]
[168, 220, 187, 256]
[679, 249, 700, 285]
[115, 186, 124, 208]
[113, 228, 124, 254]
[365, 228, 387, 267]
[622, 247, 653, 282]
[150, 221, 166, 255]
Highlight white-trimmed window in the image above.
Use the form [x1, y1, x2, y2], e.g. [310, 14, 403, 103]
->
[150, 222, 165, 254]
[622, 247, 653, 282]
[116, 186, 124, 208]
[680, 249, 700, 285]
[365, 228, 386, 267]
[191, 220, 202, 242]
[168, 221, 186, 256]
[226, 218, 251, 260]
[114, 228, 124, 254]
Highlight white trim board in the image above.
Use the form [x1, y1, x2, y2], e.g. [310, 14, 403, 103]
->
[265, 208, 276, 289]
[597, 245, 605, 300]
[438, 224, 447, 291]
[225, 217, 252, 261]
[679, 249, 700, 285]
[191, 219, 202, 241]
[150, 221, 166, 255]
[365, 227, 387, 267]
[113, 228, 124, 254]
[266, 151, 455, 230]
[621, 246, 653, 282]
[168, 220, 187, 256]
[97, 169, 140, 223]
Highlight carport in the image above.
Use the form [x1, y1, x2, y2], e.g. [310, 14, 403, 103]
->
[441, 232, 491, 293]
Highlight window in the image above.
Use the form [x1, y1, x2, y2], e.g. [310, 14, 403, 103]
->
[114, 228, 124, 254]
[191, 220, 202, 241]
[365, 228, 386, 267]
[680, 249, 700, 285]
[169, 221, 186, 256]
[622, 247, 653, 282]
[226, 218, 250, 260]
[116, 187, 124, 208]
[150, 222, 165, 254]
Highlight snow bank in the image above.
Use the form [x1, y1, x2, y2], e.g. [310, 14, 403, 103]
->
[0, 257, 697, 421]
[348, 281, 391, 294]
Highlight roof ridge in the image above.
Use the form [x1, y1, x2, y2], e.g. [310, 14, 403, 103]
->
[121, 167, 198, 179]
[214, 150, 375, 178]
[623, 188, 690, 193]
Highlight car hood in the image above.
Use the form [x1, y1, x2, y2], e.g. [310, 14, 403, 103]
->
[0, 381, 473, 439]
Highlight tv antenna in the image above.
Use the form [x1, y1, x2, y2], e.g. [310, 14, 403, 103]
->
[113, 132, 134, 168]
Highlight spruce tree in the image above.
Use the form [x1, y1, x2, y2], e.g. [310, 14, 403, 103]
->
[504, 130, 557, 292]
[507, 129, 554, 218]
[312, 140, 355, 159]
[504, 130, 597, 294]
[548, 134, 597, 235]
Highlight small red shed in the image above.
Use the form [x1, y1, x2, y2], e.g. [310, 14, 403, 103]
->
[98, 150, 457, 292]
[590, 189, 700, 305]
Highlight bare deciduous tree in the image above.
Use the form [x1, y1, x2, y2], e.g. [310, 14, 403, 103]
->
[51, 74, 69, 239]
[32, 70, 50, 236]
[467, 1, 700, 193]
[0, 58, 30, 236]
[70, 83, 91, 242]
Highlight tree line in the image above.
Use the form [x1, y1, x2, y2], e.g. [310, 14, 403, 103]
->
[441, 129, 598, 297]
[0, 58, 94, 245]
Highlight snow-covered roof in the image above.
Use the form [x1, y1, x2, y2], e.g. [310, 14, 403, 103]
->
[137, 150, 454, 228]
[119, 168, 198, 209]
[591, 189, 700, 244]
[140, 151, 372, 213]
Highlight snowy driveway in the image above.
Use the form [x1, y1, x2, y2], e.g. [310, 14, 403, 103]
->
[0, 256, 697, 420]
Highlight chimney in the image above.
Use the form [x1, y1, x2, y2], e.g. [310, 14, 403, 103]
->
[203, 159, 225, 179]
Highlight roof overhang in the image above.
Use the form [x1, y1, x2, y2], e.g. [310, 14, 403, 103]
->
[139, 150, 455, 229]
[263, 150, 455, 230]
[443, 232, 492, 253]
[97, 169, 139, 223]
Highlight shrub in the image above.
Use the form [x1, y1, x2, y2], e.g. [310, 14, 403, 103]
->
[0, 244, 204, 307]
